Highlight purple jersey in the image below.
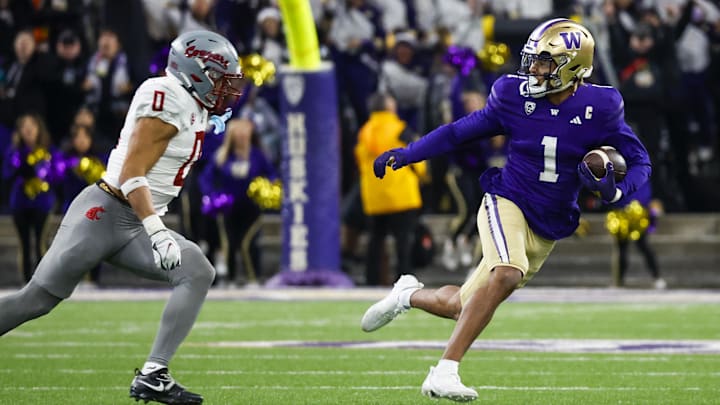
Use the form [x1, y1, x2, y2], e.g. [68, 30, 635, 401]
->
[404, 74, 651, 240]
[610, 180, 652, 208]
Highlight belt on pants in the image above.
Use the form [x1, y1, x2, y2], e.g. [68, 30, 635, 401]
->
[96, 179, 131, 207]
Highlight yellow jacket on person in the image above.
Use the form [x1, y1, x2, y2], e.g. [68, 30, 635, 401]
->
[355, 111, 427, 216]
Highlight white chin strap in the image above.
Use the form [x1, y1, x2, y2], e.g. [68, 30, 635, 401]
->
[525, 76, 575, 98]
[527, 76, 550, 98]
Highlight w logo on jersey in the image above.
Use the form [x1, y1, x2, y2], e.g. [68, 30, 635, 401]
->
[559, 32, 582, 49]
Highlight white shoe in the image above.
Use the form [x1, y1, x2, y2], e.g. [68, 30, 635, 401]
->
[457, 236, 473, 267]
[653, 278, 667, 290]
[442, 239, 459, 271]
[360, 275, 423, 332]
[421, 366, 478, 402]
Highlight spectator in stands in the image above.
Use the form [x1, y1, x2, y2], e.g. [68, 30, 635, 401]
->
[378, 31, 429, 132]
[55, 124, 104, 215]
[83, 28, 133, 153]
[327, 0, 385, 126]
[23, 0, 88, 53]
[252, 7, 286, 68]
[142, 0, 213, 52]
[199, 118, 278, 287]
[673, 0, 719, 173]
[489, 0, 555, 20]
[604, 2, 689, 211]
[0, 0, 33, 63]
[369, 0, 409, 33]
[239, 86, 283, 167]
[355, 92, 426, 285]
[214, 0, 267, 54]
[606, 181, 666, 290]
[610, 22, 666, 172]
[1, 114, 55, 283]
[251, 6, 286, 113]
[73, 105, 96, 129]
[0, 30, 53, 130]
[47, 29, 87, 143]
[53, 123, 105, 288]
[416, 0, 486, 52]
[0, 122, 11, 212]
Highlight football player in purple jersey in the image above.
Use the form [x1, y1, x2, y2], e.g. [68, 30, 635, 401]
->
[361, 18, 651, 402]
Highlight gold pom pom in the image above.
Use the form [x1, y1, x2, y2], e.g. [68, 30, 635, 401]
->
[75, 156, 106, 185]
[605, 200, 650, 240]
[23, 177, 50, 199]
[477, 41, 510, 72]
[239, 54, 277, 87]
[574, 217, 590, 238]
[26, 148, 51, 166]
[247, 176, 282, 210]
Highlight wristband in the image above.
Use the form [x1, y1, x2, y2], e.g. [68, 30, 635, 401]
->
[142, 214, 166, 236]
[120, 176, 149, 198]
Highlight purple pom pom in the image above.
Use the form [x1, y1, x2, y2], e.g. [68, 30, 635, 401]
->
[444, 45, 477, 76]
[201, 193, 235, 216]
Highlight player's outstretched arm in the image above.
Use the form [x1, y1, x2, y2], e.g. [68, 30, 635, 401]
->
[119, 117, 182, 270]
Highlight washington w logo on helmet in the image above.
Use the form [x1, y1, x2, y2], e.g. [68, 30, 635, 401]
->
[559, 32, 582, 49]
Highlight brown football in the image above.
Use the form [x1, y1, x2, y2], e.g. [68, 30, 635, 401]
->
[582, 146, 627, 182]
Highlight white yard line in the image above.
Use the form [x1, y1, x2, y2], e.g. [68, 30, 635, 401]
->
[34, 369, 717, 377]
[1, 287, 718, 303]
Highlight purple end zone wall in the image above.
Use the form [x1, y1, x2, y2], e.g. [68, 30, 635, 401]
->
[266, 63, 354, 287]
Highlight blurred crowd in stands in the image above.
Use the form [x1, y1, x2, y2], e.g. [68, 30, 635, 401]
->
[0, 0, 718, 286]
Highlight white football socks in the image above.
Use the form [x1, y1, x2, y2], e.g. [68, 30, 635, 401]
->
[141, 361, 167, 375]
[436, 359, 459, 374]
[399, 287, 420, 309]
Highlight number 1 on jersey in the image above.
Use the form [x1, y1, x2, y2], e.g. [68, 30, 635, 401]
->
[539, 136, 559, 183]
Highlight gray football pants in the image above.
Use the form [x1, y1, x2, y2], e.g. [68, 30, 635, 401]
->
[0, 184, 215, 366]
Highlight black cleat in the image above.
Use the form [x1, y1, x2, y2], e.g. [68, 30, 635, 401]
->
[129, 368, 203, 404]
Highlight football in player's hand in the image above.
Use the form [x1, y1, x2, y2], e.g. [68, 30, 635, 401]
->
[582, 146, 627, 182]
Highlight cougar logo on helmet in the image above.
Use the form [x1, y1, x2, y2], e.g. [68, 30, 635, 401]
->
[517, 18, 595, 98]
[166, 30, 244, 114]
[184, 45, 230, 69]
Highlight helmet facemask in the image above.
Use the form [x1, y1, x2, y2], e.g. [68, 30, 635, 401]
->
[518, 51, 574, 98]
[204, 67, 245, 115]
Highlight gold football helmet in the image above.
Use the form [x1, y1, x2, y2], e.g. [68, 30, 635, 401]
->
[518, 18, 595, 98]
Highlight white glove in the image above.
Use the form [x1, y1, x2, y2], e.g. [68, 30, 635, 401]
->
[209, 108, 233, 134]
[143, 215, 181, 270]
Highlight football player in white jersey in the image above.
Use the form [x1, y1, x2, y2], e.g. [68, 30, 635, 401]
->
[0, 30, 243, 405]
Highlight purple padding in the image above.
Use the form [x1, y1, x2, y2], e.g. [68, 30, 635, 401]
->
[271, 63, 353, 287]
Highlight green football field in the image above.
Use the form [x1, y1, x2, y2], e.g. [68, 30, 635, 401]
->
[1, 289, 719, 404]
